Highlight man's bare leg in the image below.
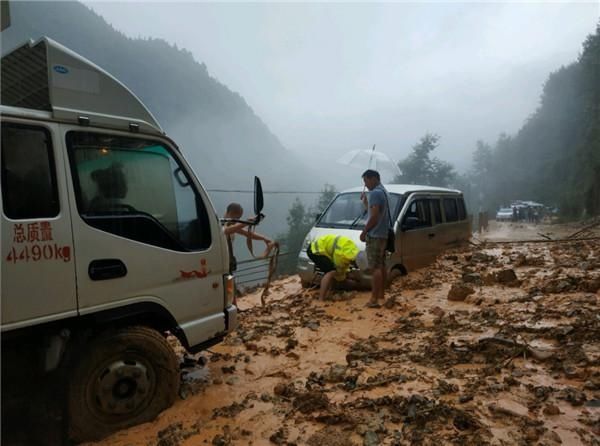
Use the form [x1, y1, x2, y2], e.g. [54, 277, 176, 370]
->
[380, 266, 387, 301]
[320, 271, 336, 300]
[371, 268, 383, 304]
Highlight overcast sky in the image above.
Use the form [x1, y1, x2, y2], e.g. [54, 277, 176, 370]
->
[84, 1, 599, 171]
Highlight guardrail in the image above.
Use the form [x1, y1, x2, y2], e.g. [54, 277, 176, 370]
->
[235, 252, 292, 286]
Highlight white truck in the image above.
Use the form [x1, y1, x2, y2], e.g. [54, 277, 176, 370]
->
[1, 37, 257, 442]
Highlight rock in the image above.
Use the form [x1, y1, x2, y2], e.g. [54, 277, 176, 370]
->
[211, 434, 230, 446]
[273, 383, 295, 398]
[445, 255, 458, 261]
[482, 273, 496, 285]
[558, 387, 586, 406]
[245, 342, 258, 351]
[225, 376, 239, 386]
[472, 252, 494, 263]
[285, 338, 298, 351]
[462, 273, 482, 284]
[383, 295, 397, 309]
[581, 278, 600, 293]
[436, 379, 458, 394]
[524, 427, 540, 441]
[495, 269, 518, 284]
[563, 366, 579, 379]
[213, 377, 223, 385]
[293, 391, 330, 414]
[363, 430, 380, 446]
[543, 404, 561, 416]
[448, 283, 475, 301]
[305, 320, 320, 331]
[269, 428, 287, 445]
[458, 394, 474, 404]
[430, 306, 445, 318]
[324, 364, 347, 383]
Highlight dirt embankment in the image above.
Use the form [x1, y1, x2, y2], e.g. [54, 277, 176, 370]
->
[89, 222, 600, 446]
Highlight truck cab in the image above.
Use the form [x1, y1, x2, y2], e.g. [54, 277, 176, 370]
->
[1, 37, 241, 442]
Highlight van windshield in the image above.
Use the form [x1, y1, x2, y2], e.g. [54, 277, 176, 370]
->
[316, 192, 403, 229]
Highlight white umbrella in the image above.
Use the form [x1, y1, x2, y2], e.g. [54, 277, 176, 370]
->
[337, 145, 401, 177]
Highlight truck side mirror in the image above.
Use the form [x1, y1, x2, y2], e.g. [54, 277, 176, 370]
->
[254, 176, 264, 216]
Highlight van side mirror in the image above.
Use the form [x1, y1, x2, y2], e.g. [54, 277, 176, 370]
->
[401, 216, 419, 231]
[254, 176, 264, 220]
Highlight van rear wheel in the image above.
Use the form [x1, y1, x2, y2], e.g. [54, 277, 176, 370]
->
[67, 326, 179, 443]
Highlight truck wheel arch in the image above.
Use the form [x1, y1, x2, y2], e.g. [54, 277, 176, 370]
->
[80, 302, 190, 349]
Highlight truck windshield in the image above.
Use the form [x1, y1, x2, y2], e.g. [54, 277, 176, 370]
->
[67, 132, 211, 251]
[316, 192, 403, 229]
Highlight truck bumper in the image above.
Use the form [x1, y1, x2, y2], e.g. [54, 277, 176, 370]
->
[225, 304, 238, 332]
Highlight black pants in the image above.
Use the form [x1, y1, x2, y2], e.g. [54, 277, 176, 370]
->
[307, 246, 335, 273]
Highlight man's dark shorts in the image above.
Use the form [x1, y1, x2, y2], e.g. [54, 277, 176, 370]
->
[307, 246, 335, 273]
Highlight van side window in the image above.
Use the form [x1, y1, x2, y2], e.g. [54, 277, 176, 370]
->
[403, 199, 431, 228]
[1, 123, 59, 219]
[443, 198, 458, 222]
[457, 197, 467, 220]
[431, 199, 442, 224]
[66, 132, 211, 251]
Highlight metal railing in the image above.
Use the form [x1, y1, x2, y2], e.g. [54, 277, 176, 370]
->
[234, 251, 292, 286]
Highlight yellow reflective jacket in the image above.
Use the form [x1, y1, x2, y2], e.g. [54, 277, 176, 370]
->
[310, 235, 359, 281]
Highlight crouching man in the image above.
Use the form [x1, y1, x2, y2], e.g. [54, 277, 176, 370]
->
[307, 234, 365, 300]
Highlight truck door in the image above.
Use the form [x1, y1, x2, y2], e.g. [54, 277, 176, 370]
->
[64, 129, 226, 346]
[1, 122, 78, 328]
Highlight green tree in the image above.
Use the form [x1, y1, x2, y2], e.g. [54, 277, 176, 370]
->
[277, 185, 337, 274]
[393, 134, 456, 187]
[468, 140, 494, 212]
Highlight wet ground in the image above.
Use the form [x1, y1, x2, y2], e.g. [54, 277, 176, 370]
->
[84, 221, 598, 445]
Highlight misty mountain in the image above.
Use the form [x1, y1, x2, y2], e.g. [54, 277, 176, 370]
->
[1, 1, 323, 242]
[465, 22, 600, 217]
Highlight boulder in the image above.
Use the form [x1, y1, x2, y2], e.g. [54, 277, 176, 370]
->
[448, 283, 476, 301]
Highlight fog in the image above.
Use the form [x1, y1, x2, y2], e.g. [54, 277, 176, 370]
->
[85, 1, 598, 177]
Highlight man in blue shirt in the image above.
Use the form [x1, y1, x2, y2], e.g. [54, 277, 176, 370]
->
[359, 169, 390, 307]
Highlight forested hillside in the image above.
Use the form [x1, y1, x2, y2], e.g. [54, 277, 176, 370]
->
[1, 1, 318, 239]
[466, 22, 600, 217]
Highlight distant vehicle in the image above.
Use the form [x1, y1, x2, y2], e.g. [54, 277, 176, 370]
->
[1, 37, 262, 442]
[297, 185, 471, 287]
[496, 207, 514, 221]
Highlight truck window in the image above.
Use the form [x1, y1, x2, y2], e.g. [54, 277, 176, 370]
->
[430, 199, 442, 224]
[443, 198, 458, 222]
[66, 132, 211, 251]
[1, 123, 59, 219]
[403, 199, 431, 228]
[457, 197, 467, 220]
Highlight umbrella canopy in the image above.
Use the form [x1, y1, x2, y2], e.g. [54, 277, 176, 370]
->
[337, 145, 401, 177]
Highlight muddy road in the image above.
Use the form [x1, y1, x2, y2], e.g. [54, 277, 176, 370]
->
[84, 222, 598, 445]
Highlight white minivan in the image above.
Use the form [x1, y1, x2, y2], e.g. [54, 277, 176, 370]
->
[297, 184, 470, 286]
[1, 38, 256, 442]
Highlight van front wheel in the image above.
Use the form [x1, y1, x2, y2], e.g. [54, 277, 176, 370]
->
[68, 326, 179, 443]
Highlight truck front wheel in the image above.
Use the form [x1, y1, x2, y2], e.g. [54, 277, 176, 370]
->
[67, 326, 179, 443]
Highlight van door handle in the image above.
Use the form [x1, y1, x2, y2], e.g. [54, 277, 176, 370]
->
[89, 259, 127, 281]
[428, 233, 436, 238]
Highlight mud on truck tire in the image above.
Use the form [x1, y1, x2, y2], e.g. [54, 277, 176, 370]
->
[67, 326, 179, 443]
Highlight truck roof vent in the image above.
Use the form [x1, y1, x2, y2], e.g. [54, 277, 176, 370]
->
[1, 40, 51, 111]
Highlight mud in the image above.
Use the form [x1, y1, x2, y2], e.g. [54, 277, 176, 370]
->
[87, 222, 599, 446]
